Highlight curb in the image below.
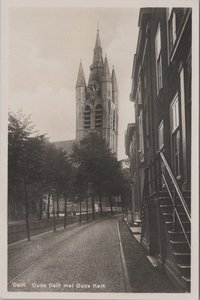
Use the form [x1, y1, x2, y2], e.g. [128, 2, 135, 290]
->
[117, 220, 132, 292]
[123, 218, 141, 244]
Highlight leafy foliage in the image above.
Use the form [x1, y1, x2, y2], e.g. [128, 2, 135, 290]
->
[71, 133, 126, 198]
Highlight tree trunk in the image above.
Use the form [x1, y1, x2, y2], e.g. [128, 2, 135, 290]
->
[92, 194, 95, 219]
[23, 178, 30, 241]
[99, 194, 103, 217]
[53, 196, 56, 231]
[79, 198, 82, 224]
[86, 197, 89, 221]
[39, 197, 43, 220]
[47, 193, 50, 219]
[64, 195, 67, 228]
[109, 195, 113, 216]
[56, 190, 59, 218]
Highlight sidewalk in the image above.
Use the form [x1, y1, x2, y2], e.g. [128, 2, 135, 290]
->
[119, 218, 183, 293]
[8, 216, 78, 244]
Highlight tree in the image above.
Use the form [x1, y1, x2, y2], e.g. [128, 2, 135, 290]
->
[71, 133, 125, 217]
[42, 143, 73, 229]
[8, 111, 47, 240]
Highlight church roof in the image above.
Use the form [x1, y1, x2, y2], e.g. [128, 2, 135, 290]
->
[52, 139, 76, 154]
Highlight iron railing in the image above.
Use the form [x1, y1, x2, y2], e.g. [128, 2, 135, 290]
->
[159, 151, 191, 248]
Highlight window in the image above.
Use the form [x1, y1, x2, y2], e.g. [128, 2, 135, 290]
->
[158, 120, 165, 187]
[137, 77, 142, 105]
[138, 111, 144, 159]
[155, 23, 163, 94]
[158, 121, 164, 150]
[95, 104, 103, 128]
[168, 9, 177, 53]
[84, 105, 91, 128]
[145, 108, 150, 148]
[170, 94, 181, 177]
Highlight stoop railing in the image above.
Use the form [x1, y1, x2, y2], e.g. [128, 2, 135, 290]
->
[159, 151, 191, 248]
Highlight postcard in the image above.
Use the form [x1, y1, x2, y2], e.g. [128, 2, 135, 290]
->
[0, 0, 199, 299]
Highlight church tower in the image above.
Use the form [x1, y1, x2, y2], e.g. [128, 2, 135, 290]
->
[76, 30, 118, 155]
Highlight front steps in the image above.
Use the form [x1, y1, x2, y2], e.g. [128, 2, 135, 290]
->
[159, 195, 191, 291]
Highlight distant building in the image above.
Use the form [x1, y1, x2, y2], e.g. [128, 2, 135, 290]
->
[128, 8, 191, 291]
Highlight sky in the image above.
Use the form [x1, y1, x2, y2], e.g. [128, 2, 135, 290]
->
[7, 5, 139, 160]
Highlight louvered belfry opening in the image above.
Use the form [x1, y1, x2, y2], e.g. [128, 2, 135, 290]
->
[84, 105, 91, 128]
[95, 104, 103, 128]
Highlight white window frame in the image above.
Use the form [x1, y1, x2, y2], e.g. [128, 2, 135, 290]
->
[170, 94, 181, 178]
[155, 23, 163, 94]
[138, 111, 144, 160]
[168, 9, 177, 53]
[158, 121, 164, 150]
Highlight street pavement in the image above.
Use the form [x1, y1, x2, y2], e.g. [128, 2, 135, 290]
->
[8, 216, 126, 293]
[8, 215, 180, 293]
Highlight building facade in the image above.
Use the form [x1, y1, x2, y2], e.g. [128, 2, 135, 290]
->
[76, 30, 118, 155]
[128, 8, 192, 291]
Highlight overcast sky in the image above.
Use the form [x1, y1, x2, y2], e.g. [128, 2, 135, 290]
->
[8, 5, 139, 160]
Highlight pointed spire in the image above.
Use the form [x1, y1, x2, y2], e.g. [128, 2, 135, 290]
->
[92, 29, 103, 68]
[111, 66, 118, 92]
[95, 28, 101, 48]
[102, 54, 111, 82]
[76, 61, 86, 88]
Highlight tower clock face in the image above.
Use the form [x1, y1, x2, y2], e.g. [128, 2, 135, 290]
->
[87, 80, 100, 96]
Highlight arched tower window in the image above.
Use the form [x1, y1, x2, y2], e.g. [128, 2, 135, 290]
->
[84, 105, 91, 128]
[95, 104, 103, 128]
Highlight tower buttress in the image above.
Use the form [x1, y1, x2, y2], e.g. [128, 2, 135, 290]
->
[101, 55, 112, 144]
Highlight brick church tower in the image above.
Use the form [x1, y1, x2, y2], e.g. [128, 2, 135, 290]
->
[76, 29, 118, 155]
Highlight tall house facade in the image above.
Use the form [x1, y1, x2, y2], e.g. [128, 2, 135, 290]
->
[128, 8, 192, 291]
[76, 30, 118, 155]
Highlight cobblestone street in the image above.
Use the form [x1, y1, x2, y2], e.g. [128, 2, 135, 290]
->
[8, 216, 126, 293]
[8, 215, 178, 293]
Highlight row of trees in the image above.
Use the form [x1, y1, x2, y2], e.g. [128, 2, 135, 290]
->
[8, 111, 131, 240]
